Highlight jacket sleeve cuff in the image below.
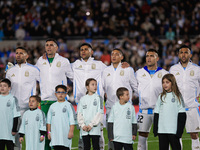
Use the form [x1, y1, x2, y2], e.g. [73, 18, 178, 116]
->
[88, 123, 94, 128]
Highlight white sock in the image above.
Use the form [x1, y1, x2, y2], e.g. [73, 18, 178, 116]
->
[179, 138, 183, 150]
[137, 135, 148, 150]
[192, 138, 200, 150]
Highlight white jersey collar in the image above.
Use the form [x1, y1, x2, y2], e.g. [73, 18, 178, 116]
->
[16, 62, 27, 68]
[81, 57, 94, 63]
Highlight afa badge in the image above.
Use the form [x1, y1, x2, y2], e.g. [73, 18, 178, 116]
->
[93, 99, 97, 106]
[52, 111, 55, 116]
[7, 100, 11, 107]
[78, 65, 82, 69]
[91, 63, 96, 69]
[25, 71, 29, 77]
[25, 118, 28, 125]
[63, 106, 67, 113]
[190, 70, 194, 76]
[171, 97, 175, 103]
[157, 73, 162, 78]
[56, 61, 61, 67]
[142, 74, 146, 77]
[36, 114, 39, 121]
[126, 108, 131, 119]
[127, 108, 131, 115]
[176, 72, 180, 75]
[120, 70, 124, 76]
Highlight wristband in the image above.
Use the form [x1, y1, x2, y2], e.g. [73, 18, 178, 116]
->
[48, 131, 51, 134]
[41, 135, 44, 138]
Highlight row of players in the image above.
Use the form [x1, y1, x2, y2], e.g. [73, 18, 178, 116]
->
[0, 74, 186, 150]
[1, 38, 200, 150]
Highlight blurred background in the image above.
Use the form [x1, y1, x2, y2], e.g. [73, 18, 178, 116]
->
[0, 0, 200, 104]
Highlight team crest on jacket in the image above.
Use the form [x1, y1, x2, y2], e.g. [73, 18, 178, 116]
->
[176, 72, 180, 75]
[78, 65, 82, 68]
[25, 71, 29, 77]
[120, 70, 124, 76]
[107, 73, 110, 76]
[157, 72, 162, 78]
[36, 114, 39, 121]
[190, 70, 194, 76]
[91, 63, 96, 69]
[7, 100, 11, 107]
[93, 99, 97, 106]
[126, 108, 131, 119]
[56, 61, 61, 67]
[63, 106, 67, 113]
[43, 62, 47, 65]
[142, 74, 146, 77]
[171, 98, 175, 103]
[11, 74, 15, 77]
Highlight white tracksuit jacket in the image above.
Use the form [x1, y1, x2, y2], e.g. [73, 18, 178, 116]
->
[136, 66, 168, 110]
[72, 57, 107, 103]
[36, 53, 73, 101]
[102, 63, 138, 109]
[6, 63, 40, 109]
[170, 62, 200, 108]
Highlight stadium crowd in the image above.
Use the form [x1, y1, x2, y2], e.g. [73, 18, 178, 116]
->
[0, 0, 200, 100]
[0, 0, 200, 39]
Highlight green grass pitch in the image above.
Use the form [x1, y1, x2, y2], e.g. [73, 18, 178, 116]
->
[17, 127, 191, 150]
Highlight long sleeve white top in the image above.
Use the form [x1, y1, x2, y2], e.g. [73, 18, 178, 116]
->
[6, 63, 40, 109]
[77, 93, 104, 136]
[36, 53, 73, 101]
[72, 57, 107, 104]
[102, 63, 138, 109]
[169, 62, 200, 108]
[136, 66, 168, 110]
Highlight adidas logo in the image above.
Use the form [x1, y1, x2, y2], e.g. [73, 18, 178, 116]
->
[195, 127, 200, 130]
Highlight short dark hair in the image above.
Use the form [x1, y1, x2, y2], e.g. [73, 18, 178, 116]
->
[46, 38, 58, 47]
[179, 45, 191, 51]
[55, 85, 67, 92]
[30, 95, 41, 103]
[147, 49, 158, 55]
[112, 48, 123, 56]
[16, 47, 28, 53]
[0, 78, 11, 87]
[79, 43, 93, 50]
[116, 87, 129, 99]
